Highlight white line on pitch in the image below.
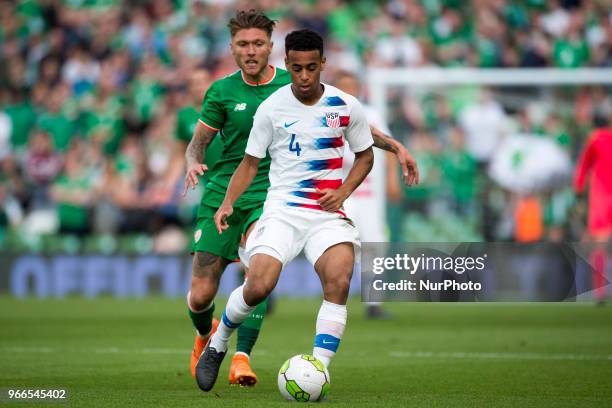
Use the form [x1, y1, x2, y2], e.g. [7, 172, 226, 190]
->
[2, 347, 611, 361]
[389, 351, 612, 361]
[0, 347, 270, 356]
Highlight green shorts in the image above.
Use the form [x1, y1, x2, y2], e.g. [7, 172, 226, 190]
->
[191, 204, 264, 260]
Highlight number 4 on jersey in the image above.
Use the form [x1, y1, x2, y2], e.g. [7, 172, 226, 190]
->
[289, 134, 301, 156]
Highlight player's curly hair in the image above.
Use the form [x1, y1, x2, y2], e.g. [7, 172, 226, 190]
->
[285, 29, 324, 57]
[227, 9, 276, 37]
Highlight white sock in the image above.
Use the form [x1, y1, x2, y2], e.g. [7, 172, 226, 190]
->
[312, 300, 347, 368]
[209, 285, 255, 353]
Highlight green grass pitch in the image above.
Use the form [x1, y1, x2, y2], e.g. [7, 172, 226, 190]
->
[1, 298, 612, 407]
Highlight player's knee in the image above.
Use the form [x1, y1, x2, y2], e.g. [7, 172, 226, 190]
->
[324, 275, 351, 300]
[244, 279, 273, 306]
[189, 284, 217, 310]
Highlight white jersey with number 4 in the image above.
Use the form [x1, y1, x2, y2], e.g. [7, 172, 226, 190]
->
[244, 83, 373, 266]
[246, 83, 374, 217]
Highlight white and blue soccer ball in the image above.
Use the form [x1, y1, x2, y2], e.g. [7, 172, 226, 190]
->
[277, 354, 330, 402]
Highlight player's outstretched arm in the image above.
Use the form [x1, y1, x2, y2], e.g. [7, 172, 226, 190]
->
[369, 125, 419, 186]
[214, 154, 261, 234]
[318, 147, 374, 212]
[182, 121, 218, 196]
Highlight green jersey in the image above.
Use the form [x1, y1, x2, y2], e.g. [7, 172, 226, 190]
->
[37, 112, 74, 152]
[176, 105, 200, 144]
[175, 105, 223, 181]
[199, 66, 291, 209]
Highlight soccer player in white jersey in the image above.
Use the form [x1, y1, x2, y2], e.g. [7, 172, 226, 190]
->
[195, 29, 374, 392]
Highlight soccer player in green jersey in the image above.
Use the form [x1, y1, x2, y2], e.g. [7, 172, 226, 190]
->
[171, 66, 260, 383]
[183, 11, 287, 387]
[183, 9, 419, 389]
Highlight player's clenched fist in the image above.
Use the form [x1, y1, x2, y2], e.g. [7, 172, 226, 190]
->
[317, 189, 349, 212]
[182, 163, 208, 196]
[214, 203, 233, 234]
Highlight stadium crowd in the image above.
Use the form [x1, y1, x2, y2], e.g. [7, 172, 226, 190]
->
[0, 0, 611, 252]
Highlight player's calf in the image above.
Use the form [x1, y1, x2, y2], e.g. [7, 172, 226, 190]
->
[189, 252, 229, 309]
[310, 243, 354, 367]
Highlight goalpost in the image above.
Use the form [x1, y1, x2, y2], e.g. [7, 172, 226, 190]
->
[368, 68, 612, 123]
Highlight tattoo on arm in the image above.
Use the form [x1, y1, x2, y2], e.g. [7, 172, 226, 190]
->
[370, 126, 398, 153]
[372, 134, 397, 153]
[185, 124, 217, 166]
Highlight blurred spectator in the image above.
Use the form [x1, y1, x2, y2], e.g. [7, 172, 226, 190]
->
[128, 54, 164, 128]
[373, 16, 423, 67]
[62, 44, 100, 94]
[110, 135, 156, 234]
[540, 0, 571, 38]
[36, 83, 75, 152]
[50, 147, 94, 236]
[552, 11, 590, 68]
[0, 183, 23, 230]
[518, 29, 552, 67]
[23, 130, 63, 210]
[458, 88, 508, 164]
[441, 126, 478, 216]
[0, 110, 10, 160]
[514, 195, 544, 242]
[431, 7, 469, 66]
[404, 130, 442, 215]
[3, 88, 37, 154]
[1, 156, 26, 209]
[80, 63, 127, 155]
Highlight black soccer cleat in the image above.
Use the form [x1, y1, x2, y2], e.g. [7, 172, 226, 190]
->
[195, 342, 226, 392]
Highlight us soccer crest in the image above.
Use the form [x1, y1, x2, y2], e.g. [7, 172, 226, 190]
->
[325, 112, 340, 128]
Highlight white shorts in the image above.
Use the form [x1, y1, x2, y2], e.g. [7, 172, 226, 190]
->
[245, 205, 361, 267]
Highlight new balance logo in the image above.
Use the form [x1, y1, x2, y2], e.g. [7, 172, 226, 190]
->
[234, 103, 247, 111]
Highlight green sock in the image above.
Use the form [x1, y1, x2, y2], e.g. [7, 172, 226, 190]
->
[236, 297, 268, 355]
[188, 302, 215, 337]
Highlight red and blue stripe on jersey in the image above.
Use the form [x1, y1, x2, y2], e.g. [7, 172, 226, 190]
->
[306, 157, 343, 171]
[324, 96, 347, 106]
[298, 179, 342, 190]
[284, 95, 350, 216]
[314, 136, 344, 149]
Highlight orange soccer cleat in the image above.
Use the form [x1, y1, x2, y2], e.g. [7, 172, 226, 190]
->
[228, 353, 258, 386]
[190, 318, 219, 378]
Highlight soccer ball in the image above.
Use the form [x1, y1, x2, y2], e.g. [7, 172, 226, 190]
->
[277, 354, 330, 402]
